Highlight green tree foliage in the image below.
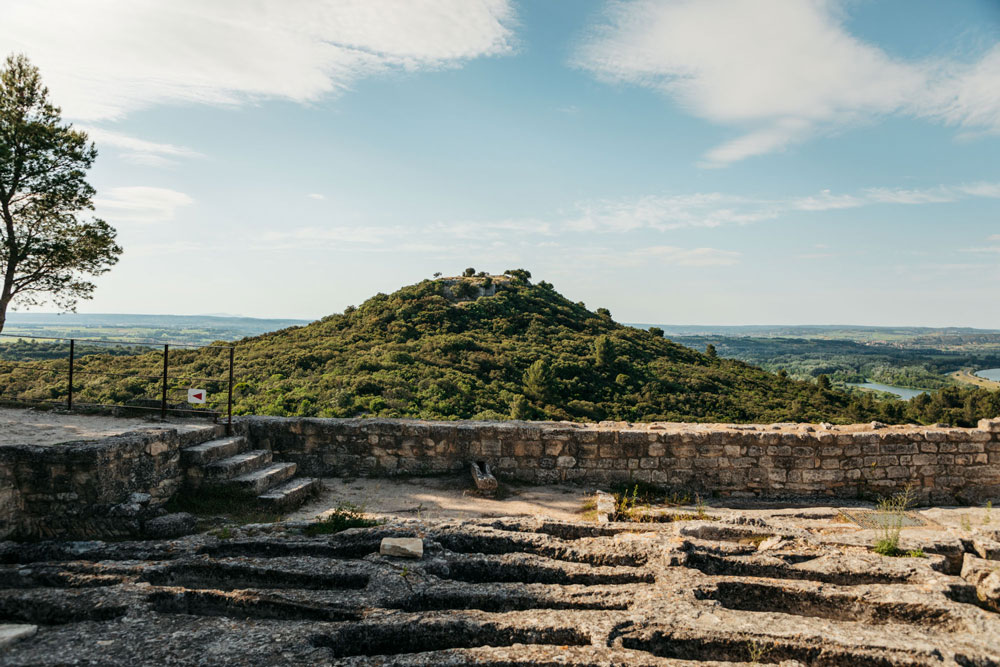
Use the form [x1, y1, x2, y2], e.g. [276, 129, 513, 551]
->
[596, 307, 612, 319]
[503, 268, 531, 284]
[649, 327, 665, 338]
[462, 267, 476, 277]
[522, 358, 550, 401]
[453, 280, 479, 299]
[706, 343, 718, 359]
[594, 335, 614, 368]
[0, 54, 122, 333]
[817, 374, 832, 390]
[0, 274, 996, 425]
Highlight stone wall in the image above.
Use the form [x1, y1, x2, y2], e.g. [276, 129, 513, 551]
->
[240, 417, 1000, 504]
[0, 426, 222, 540]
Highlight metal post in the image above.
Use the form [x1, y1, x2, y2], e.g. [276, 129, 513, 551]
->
[67, 339, 74, 410]
[161, 344, 169, 421]
[227, 347, 234, 436]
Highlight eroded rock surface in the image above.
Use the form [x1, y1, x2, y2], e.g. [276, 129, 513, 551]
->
[1, 514, 998, 665]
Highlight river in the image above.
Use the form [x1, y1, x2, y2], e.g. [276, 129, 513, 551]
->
[847, 381, 927, 401]
[975, 368, 1000, 383]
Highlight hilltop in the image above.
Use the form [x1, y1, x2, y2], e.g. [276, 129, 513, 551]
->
[2, 270, 998, 424]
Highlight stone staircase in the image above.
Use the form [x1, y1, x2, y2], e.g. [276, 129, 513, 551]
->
[181, 434, 321, 511]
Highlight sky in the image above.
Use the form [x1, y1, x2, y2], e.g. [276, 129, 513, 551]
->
[2, 0, 1000, 327]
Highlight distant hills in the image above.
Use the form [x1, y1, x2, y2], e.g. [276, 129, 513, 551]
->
[1, 274, 998, 425]
[628, 324, 1000, 339]
[0, 312, 311, 346]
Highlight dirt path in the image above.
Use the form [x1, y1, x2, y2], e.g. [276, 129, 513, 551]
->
[288, 476, 594, 523]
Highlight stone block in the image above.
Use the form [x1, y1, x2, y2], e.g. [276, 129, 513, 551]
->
[380, 537, 423, 558]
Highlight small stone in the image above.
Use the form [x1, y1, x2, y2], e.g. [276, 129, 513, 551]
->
[128, 492, 152, 506]
[757, 535, 784, 552]
[380, 537, 423, 558]
[820, 422, 833, 430]
[869, 421, 886, 430]
[0, 624, 37, 648]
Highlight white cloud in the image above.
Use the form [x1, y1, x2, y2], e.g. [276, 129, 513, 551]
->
[632, 245, 741, 266]
[307, 194, 326, 200]
[78, 126, 202, 167]
[95, 186, 194, 223]
[575, 0, 1000, 166]
[566, 193, 776, 232]
[790, 190, 864, 212]
[3, 0, 516, 121]
[564, 180, 1000, 233]
[863, 187, 957, 205]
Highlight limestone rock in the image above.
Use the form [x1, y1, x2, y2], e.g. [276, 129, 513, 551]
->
[757, 535, 784, 552]
[0, 624, 37, 649]
[470, 461, 497, 496]
[961, 553, 1000, 610]
[143, 512, 196, 539]
[380, 537, 423, 558]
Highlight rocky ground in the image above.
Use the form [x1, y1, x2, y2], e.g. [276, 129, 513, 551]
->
[0, 407, 215, 447]
[1, 497, 999, 665]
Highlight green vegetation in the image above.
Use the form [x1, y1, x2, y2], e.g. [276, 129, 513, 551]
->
[872, 485, 918, 557]
[303, 502, 381, 535]
[1, 273, 998, 425]
[670, 334, 1000, 391]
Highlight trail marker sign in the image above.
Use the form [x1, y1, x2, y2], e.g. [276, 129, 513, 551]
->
[187, 389, 207, 404]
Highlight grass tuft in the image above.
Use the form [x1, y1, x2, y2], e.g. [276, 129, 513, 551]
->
[303, 502, 381, 536]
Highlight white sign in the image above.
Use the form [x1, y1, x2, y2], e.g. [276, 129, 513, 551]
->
[187, 388, 207, 404]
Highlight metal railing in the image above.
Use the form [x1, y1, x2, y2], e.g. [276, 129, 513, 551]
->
[0, 334, 236, 435]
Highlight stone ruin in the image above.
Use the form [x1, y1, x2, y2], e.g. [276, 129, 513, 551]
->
[0, 415, 999, 664]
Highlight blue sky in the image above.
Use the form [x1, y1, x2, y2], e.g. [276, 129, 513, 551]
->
[4, 0, 1000, 326]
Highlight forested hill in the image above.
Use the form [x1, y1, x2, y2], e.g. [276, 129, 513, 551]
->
[3, 272, 998, 424]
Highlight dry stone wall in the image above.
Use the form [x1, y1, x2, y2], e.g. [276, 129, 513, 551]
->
[0, 426, 222, 540]
[240, 417, 1000, 504]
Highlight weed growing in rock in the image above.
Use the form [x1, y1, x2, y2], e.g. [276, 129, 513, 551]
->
[960, 514, 973, 532]
[304, 502, 381, 536]
[985, 501, 993, 525]
[873, 484, 916, 557]
[746, 639, 771, 665]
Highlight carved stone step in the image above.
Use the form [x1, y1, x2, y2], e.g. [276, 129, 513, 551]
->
[181, 436, 248, 466]
[204, 450, 272, 481]
[225, 462, 297, 495]
[258, 477, 322, 511]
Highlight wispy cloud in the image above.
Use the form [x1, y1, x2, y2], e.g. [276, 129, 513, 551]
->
[2, 0, 516, 121]
[307, 193, 326, 201]
[95, 186, 194, 223]
[79, 126, 202, 167]
[575, 0, 1000, 166]
[562, 180, 1000, 233]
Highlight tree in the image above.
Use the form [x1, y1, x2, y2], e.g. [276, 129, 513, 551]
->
[594, 335, 614, 367]
[596, 307, 611, 319]
[0, 54, 121, 333]
[503, 268, 531, 284]
[648, 327, 664, 337]
[706, 343, 718, 359]
[522, 358, 551, 401]
[816, 374, 832, 390]
[463, 267, 476, 277]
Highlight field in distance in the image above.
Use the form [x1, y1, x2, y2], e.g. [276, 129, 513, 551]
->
[0, 313, 311, 348]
